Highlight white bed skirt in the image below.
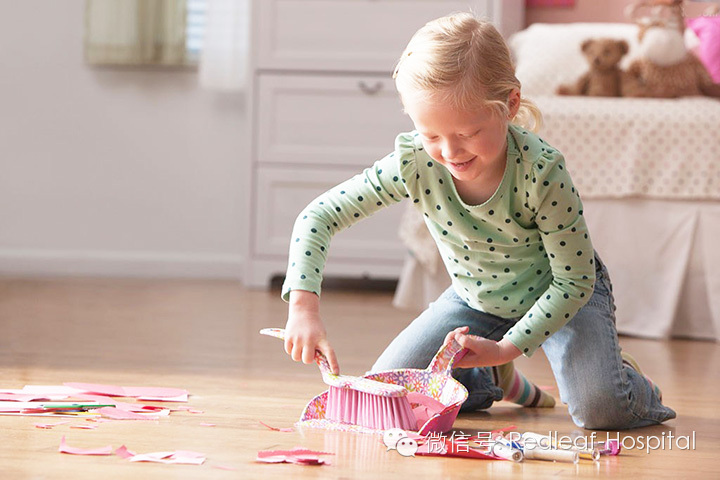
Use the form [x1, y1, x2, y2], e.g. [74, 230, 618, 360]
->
[393, 199, 720, 341]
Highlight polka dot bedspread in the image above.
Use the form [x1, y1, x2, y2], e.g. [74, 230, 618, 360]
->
[534, 96, 720, 200]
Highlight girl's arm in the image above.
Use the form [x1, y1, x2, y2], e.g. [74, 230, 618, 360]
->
[285, 289, 340, 374]
[502, 150, 595, 357]
[444, 326, 521, 367]
[280, 133, 419, 373]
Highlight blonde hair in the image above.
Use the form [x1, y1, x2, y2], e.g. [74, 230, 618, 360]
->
[393, 12, 542, 132]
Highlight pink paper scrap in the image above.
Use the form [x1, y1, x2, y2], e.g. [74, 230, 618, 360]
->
[63, 383, 188, 401]
[70, 425, 98, 430]
[34, 421, 70, 429]
[115, 445, 137, 460]
[256, 447, 334, 466]
[259, 421, 293, 433]
[75, 394, 170, 414]
[0, 393, 53, 402]
[59, 436, 113, 456]
[114, 445, 204, 465]
[22, 385, 78, 396]
[129, 450, 206, 465]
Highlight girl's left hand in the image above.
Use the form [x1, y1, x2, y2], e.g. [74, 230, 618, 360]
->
[444, 326, 522, 368]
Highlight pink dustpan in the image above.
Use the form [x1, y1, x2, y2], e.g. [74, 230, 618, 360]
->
[299, 340, 469, 435]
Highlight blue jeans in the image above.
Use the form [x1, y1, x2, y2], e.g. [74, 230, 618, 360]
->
[371, 253, 676, 430]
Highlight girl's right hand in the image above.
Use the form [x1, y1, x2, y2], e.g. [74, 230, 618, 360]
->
[285, 290, 340, 375]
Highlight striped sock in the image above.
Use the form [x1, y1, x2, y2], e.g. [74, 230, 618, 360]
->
[621, 351, 663, 401]
[492, 362, 556, 408]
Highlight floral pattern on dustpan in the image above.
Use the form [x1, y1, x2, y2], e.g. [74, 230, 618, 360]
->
[299, 340, 469, 435]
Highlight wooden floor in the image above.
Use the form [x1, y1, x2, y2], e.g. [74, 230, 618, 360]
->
[0, 277, 717, 479]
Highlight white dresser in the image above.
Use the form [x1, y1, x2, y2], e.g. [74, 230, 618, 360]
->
[244, 0, 524, 287]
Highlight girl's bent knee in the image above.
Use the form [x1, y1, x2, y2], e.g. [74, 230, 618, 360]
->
[568, 393, 634, 430]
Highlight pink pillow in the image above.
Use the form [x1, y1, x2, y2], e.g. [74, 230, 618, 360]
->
[686, 16, 720, 83]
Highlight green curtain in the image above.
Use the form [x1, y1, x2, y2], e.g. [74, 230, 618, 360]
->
[85, 0, 188, 66]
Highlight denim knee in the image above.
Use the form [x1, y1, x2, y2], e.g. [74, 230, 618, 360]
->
[566, 374, 676, 430]
[566, 386, 636, 430]
[570, 404, 629, 430]
[454, 367, 503, 412]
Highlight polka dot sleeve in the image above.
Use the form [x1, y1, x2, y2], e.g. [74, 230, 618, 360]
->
[503, 151, 596, 357]
[280, 135, 417, 302]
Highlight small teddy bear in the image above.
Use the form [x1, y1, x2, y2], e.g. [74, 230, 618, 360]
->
[556, 38, 629, 97]
[621, 0, 720, 98]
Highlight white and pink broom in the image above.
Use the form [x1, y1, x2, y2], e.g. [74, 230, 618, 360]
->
[260, 328, 417, 430]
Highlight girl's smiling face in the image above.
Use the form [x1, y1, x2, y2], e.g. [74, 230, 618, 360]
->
[402, 89, 520, 186]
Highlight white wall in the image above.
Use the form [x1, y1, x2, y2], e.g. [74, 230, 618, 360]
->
[0, 1, 248, 278]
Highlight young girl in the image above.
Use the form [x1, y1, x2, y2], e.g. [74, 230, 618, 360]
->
[280, 12, 675, 430]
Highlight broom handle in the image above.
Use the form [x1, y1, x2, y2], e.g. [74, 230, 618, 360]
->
[428, 339, 468, 375]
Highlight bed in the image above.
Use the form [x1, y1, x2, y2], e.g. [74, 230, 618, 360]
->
[393, 23, 720, 341]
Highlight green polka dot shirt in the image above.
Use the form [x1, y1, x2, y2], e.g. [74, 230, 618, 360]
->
[282, 124, 596, 357]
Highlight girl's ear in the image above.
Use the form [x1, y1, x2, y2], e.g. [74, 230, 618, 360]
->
[507, 88, 521, 119]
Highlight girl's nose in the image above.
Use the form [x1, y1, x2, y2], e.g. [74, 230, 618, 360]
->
[441, 141, 462, 160]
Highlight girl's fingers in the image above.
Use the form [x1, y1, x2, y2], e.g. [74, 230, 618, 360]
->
[291, 342, 303, 363]
[284, 339, 293, 356]
[454, 356, 474, 368]
[316, 339, 339, 374]
[324, 348, 340, 375]
[444, 326, 469, 345]
[302, 344, 316, 365]
[457, 333, 485, 350]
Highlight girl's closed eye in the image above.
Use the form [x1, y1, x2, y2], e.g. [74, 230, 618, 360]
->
[459, 129, 482, 138]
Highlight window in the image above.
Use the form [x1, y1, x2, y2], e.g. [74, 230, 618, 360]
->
[186, 0, 207, 63]
[85, 0, 207, 67]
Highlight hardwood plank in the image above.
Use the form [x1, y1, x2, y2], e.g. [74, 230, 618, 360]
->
[0, 277, 716, 478]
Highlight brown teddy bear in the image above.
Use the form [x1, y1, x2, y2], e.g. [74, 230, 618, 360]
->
[621, 4, 720, 98]
[556, 38, 629, 97]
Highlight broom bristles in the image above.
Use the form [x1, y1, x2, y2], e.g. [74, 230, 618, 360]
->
[326, 386, 417, 431]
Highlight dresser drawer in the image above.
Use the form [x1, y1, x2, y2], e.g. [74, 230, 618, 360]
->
[256, 73, 413, 168]
[253, 165, 407, 261]
[254, 0, 490, 72]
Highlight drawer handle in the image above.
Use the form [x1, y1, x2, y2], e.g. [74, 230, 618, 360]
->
[358, 81, 383, 95]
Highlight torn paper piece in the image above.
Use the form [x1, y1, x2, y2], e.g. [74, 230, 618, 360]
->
[22, 385, 79, 396]
[129, 450, 206, 465]
[73, 394, 168, 414]
[407, 392, 447, 428]
[0, 393, 54, 402]
[256, 447, 334, 465]
[97, 407, 158, 421]
[0, 401, 103, 417]
[34, 421, 70, 429]
[115, 445, 137, 459]
[259, 421, 293, 433]
[62, 383, 126, 397]
[70, 425, 98, 430]
[64, 383, 188, 401]
[59, 436, 112, 456]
